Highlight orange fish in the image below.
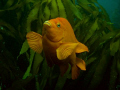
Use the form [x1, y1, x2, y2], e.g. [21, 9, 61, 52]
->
[26, 17, 89, 80]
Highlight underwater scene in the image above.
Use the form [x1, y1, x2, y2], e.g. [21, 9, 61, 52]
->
[0, 0, 120, 90]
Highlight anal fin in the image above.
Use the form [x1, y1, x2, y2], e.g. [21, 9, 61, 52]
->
[71, 65, 80, 80]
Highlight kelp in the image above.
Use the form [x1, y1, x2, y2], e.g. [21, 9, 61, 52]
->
[88, 47, 110, 89]
[18, 40, 29, 57]
[0, 36, 31, 90]
[39, 60, 51, 90]
[0, 20, 20, 41]
[55, 64, 71, 90]
[83, 18, 99, 43]
[83, 60, 99, 89]
[26, 2, 40, 33]
[63, 0, 82, 20]
[22, 49, 35, 79]
[57, 0, 67, 18]
[109, 54, 118, 90]
[0, 0, 120, 90]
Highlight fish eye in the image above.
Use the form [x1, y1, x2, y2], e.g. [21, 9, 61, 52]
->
[57, 23, 60, 27]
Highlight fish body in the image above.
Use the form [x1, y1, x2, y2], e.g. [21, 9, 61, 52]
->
[26, 17, 89, 80]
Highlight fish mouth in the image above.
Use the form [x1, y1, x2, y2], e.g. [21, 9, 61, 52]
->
[42, 21, 51, 35]
[43, 21, 51, 26]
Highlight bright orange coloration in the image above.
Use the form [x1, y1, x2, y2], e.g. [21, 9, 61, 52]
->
[26, 17, 89, 80]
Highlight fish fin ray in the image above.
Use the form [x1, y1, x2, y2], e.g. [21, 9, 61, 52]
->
[56, 43, 78, 60]
[76, 57, 86, 70]
[26, 31, 43, 53]
[75, 42, 89, 53]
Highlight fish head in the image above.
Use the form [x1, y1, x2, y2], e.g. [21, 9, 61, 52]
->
[42, 18, 66, 42]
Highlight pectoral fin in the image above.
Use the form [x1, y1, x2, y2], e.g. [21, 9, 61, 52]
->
[75, 42, 89, 53]
[26, 31, 43, 54]
[56, 43, 78, 60]
[76, 57, 86, 70]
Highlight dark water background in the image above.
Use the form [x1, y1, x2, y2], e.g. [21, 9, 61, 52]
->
[75, 0, 120, 28]
[97, 0, 120, 28]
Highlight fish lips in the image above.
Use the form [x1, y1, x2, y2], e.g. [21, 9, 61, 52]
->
[43, 21, 51, 27]
[42, 21, 51, 35]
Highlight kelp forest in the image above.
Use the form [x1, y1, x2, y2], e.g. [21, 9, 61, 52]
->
[0, 0, 120, 90]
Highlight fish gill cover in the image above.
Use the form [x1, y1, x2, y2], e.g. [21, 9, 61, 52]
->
[0, 0, 119, 90]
